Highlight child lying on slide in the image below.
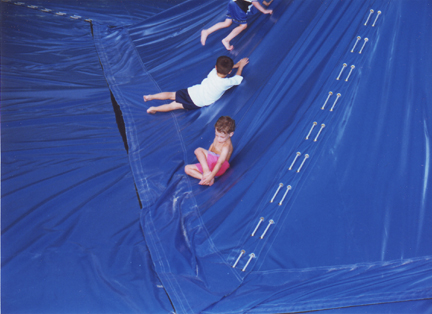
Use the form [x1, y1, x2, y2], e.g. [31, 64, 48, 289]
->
[144, 56, 248, 114]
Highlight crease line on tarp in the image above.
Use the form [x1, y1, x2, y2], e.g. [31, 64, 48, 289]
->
[92, 22, 153, 207]
[244, 295, 432, 314]
[92, 22, 183, 314]
[216, 255, 432, 314]
[92, 21, 244, 314]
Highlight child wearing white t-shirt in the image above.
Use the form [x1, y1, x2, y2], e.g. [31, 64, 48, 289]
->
[144, 56, 249, 114]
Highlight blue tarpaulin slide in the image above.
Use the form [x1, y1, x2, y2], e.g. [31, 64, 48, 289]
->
[1, 0, 431, 313]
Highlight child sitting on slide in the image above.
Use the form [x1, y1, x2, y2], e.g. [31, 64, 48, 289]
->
[185, 116, 235, 186]
[144, 56, 248, 114]
[201, 0, 273, 51]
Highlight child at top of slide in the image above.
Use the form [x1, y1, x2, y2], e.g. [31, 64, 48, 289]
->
[144, 56, 249, 114]
[201, 0, 273, 51]
[185, 116, 236, 186]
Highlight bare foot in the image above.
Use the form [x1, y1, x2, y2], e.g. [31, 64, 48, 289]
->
[222, 39, 233, 51]
[199, 178, 214, 186]
[147, 107, 157, 114]
[201, 30, 208, 46]
[199, 172, 212, 185]
[143, 95, 152, 102]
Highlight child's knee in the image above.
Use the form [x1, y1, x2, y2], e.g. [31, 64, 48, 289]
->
[169, 101, 184, 110]
[224, 19, 232, 27]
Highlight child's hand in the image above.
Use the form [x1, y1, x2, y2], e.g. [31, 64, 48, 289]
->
[201, 176, 215, 186]
[199, 172, 214, 186]
[237, 58, 249, 68]
[265, 9, 273, 14]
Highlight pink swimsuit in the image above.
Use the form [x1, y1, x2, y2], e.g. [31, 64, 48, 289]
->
[196, 151, 230, 177]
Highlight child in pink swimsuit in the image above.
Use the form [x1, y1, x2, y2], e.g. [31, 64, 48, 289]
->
[196, 151, 230, 177]
[185, 116, 235, 186]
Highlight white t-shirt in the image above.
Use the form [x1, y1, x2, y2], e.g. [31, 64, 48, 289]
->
[187, 68, 243, 107]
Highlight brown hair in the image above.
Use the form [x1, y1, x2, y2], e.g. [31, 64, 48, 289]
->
[216, 56, 234, 75]
[215, 116, 236, 134]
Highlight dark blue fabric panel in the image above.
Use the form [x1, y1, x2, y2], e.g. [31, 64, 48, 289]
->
[1, 4, 172, 313]
[95, 0, 432, 313]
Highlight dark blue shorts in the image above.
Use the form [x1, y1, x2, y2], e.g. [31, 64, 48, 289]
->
[226, 1, 248, 24]
[176, 89, 199, 110]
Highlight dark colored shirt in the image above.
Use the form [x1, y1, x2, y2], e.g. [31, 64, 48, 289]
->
[234, 0, 254, 13]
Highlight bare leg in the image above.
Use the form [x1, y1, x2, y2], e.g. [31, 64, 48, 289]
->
[193, 148, 212, 185]
[143, 92, 175, 102]
[195, 148, 209, 171]
[196, 155, 215, 186]
[201, 19, 232, 46]
[185, 164, 203, 180]
[147, 101, 184, 114]
[184, 164, 215, 186]
[222, 23, 247, 50]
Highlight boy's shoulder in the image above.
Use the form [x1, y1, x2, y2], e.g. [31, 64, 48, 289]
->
[213, 139, 233, 151]
[223, 138, 234, 150]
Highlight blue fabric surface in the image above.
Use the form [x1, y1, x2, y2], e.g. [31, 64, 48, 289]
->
[2, 0, 432, 313]
[1, 3, 174, 313]
[97, 0, 432, 312]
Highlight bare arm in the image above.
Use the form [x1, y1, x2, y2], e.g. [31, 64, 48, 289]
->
[200, 146, 230, 185]
[253, 1, 273, 14]
[233, 58, 249, 76]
